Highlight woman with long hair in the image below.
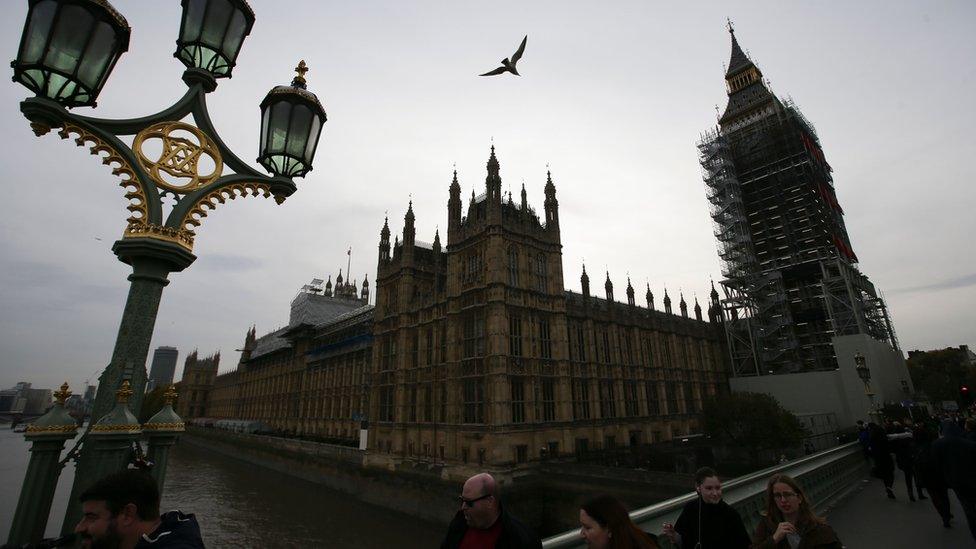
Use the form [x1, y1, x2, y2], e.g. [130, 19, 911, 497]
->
[752, 474, 842, 548]
[579, 495, 659, 549]
[662, 467, 750, 548]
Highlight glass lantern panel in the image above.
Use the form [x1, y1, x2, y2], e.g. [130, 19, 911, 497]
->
[268, 101, 292, 153]
[259, 103, 270, 155]
[77, 22, 116, 88]
[22, 0, 57, 64]
[304, 114, 322, 163]
[181, 0, 206, 42]
[285, 104, 312, 158]
[200, 0, 232, 48]
[45, 5, 94, 74]
[221, 9, 247, 61]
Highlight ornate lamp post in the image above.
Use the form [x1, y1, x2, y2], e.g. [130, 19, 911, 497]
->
[853, 351, 880, 422]
[9, 0, 326, 538]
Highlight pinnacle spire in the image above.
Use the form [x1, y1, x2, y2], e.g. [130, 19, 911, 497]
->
[726, 20, 753, 77]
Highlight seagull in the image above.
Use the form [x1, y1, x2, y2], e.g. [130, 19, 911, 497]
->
[480, 35, 527, 77]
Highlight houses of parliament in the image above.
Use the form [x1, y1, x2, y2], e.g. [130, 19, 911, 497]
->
[195, 143, 728, 472]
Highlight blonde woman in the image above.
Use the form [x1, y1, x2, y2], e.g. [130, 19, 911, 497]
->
[752, 474, 841, 549]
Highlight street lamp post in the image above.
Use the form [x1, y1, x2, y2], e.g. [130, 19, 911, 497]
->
[854, 351, 881, 422]
[9, 0, 326, 540]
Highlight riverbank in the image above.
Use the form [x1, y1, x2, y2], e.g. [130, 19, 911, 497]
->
[181, 427, 690, 536]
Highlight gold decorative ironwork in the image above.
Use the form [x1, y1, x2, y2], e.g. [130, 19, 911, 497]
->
[123, 222, 195, 250]
[116, 380, 133, 404]
[54, 382, 71, 405]
[57, 124, 149, 227]
[163, 385, 178, 405]
[26, 424, 78, 434]
[178, 181, 274, 236]
[294, 60, 309, 86]
[91, 423, 141, 433]
[133, 121, 223, 193]
[141, 422, 185, 432]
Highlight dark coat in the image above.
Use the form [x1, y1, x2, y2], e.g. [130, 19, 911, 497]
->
[440, 508, 542, 549]
[134, 511, 205, 549]
[751, 515, 842, 549]
[673, 498, 750, 549]
[933, 420, 976, 494]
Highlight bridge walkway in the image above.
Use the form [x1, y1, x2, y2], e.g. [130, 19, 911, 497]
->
[828, 477, 972, 548]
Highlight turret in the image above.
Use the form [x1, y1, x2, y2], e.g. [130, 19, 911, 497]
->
[241, 325, 257, 362]
[544, 169, 559, 231]
[605, 272, 614, 302]
[664, 288, 672, 314]
[679, 292, 688, 318]
[432, 229, 442, 254]
[581, 264, 590, 298]
[520, 182, 528, 211]
[694, 297, 702, 321]
[403, 201, 415, 247]
[324, 275, 333, 297]
[486, 145, 502, 205]
[646, 283, 655, 311]
[336, 269, 343, 288]
[626, 277, 635, 306]
[709, 280, 722, 323]
[448, 169, 461, 240]
[361, 274, 370, 302]
[379, 216, 391, 262]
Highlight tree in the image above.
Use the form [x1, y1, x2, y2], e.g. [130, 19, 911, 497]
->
[702, 392, 808, 463]
[907, 348, 976, 405]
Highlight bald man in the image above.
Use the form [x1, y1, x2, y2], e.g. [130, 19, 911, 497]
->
[440, 473, 542, 549]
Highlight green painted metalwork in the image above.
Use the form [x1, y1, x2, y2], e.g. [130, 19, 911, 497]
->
[6, 401, 78, 546]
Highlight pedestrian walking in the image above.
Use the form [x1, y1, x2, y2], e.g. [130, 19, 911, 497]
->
[932, 420, 976, 541]
[440, 472, 542, 549]
[914, 420, 951, 527]
[867, 422, 896, 499]
[890, 421, 921, 501]
[661, 467, 750, 549]
[751, 473, 842, 548]
[578, 495, 659, 549]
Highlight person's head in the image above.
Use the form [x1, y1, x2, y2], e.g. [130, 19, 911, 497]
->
[579, 495, 653, 549]
[75, 469, 160, 549]
[694, 467, 721, 504]
[459, 473, 500, 529]
[764, 474, 816, 525]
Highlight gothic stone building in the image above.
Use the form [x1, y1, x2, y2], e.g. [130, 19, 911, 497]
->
[202, 147, 729, 472]
[175, 350, 220, 419]
[367, 147, 728, 470]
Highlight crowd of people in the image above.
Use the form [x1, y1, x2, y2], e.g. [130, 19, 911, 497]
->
[858, 413, 976, 540]
[17, 415, 971, 548]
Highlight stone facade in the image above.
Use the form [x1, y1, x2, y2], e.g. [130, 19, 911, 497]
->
[203, 147, 729, 471]
[175, 350, 219, 418]
[367, 147, 729, 470]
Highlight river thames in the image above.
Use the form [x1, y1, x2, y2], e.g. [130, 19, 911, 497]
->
[0, 427, 444, 547]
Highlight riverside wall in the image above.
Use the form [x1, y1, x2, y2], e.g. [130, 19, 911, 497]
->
[180, 427, 690, 536]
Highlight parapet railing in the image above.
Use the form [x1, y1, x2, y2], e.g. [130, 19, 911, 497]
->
[542, 442, 868, 549]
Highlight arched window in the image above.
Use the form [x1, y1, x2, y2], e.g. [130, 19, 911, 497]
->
[535, 253, 547, 292]
[508, 246, 519, 287]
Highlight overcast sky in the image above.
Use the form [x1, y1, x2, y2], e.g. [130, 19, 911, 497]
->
[1, 1, 973, 391]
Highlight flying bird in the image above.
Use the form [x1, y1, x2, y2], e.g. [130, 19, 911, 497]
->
[480, 35, 527, 77]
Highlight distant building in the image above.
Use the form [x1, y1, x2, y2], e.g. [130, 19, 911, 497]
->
[908, 345, 976, 367]
[175, 351, 220, 419]
[0, 383, 52, 414]
[147, 346, 179, 392]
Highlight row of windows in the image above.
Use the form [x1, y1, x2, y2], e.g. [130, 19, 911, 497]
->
[508, 247, 549, 292]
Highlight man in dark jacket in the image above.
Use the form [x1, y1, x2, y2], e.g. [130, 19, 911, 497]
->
[933, 420, 976, 540]
[440, 473, 542, 549]
[75, 469, 205, 549]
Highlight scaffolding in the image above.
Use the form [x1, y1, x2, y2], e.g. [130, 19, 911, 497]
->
[699, 100, 899, 376]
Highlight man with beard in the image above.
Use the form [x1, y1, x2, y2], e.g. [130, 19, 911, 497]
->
[74, 469, 204, 549]
[440, 473, 542, 549]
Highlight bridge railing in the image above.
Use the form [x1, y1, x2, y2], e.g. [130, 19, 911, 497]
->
[542, 442, 868, 549]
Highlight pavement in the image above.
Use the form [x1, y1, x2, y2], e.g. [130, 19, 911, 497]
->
[828, 478, 974, 548]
